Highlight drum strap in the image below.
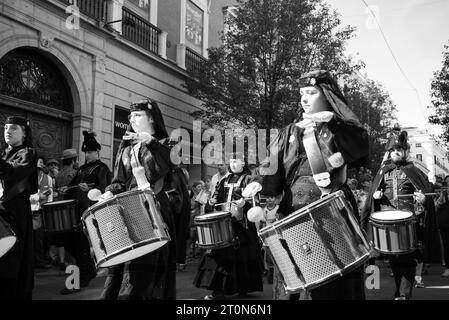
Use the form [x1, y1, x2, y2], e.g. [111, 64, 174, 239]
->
[302, 126, 331, 191]
[392, 169, 399, 208]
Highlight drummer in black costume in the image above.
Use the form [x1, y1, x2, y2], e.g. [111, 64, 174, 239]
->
[193, 151, 264, 300]
[100, 99, 189, 300]
[0, 116, 38, 300]
[360, 127, 441, 300]
[59, 131, 112, 294]
[243, 70, 369, 300]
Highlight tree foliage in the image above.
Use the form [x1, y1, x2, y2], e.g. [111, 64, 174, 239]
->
[342, 75, 397, 171]
[186, 0, 359, 130]
[185, 0, 397, 171]
[429, 42, 449, 146]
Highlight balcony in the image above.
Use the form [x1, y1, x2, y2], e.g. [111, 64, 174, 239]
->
[185, 47, 206, 76]
[58, 0, 108, 21]
[121, 7, 160, 55]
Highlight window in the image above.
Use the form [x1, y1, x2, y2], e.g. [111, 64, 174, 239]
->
[185, 0, 204, 54]
[415, 143, 421, 148]
[126, 0, 151, 21]
[416, 154, 422, 162]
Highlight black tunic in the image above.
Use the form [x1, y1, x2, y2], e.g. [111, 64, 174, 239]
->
[0, 145, 37, 300]
[100, 139, 178, 300]
[193, 172, 264, 295]
[361, 160, 441, 264]
[254, 116, 369, 300]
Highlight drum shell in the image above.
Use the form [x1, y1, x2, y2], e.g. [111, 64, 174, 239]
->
[0, 215, 16, 258]
[194, 212, 234, 249]
[82, 189, 170, 268]
[258, 190, 370, 293]
[369, 212, 417, 255]
[42, 200, 78, 233]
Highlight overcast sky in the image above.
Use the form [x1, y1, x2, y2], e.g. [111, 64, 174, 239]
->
[326, 0, 449, 134]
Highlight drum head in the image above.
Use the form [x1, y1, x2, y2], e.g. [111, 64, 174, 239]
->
[43, 200, 76, 207]
[0, 236, 16, 258]
[371, 210, 413, 221]
[195, 211, 231, 221]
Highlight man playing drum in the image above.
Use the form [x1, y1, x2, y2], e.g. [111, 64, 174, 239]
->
[59, 131, 112, 294]
[243, 70, 370, 300]
[361, 127, 441, 300]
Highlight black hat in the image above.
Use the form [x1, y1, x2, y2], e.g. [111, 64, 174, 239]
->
[386, 127, 409, 151]
[81, 130, 101, 152]
[298, 70, 334, 88]
[6, 116, 29, 127]
[298, 70, 362, 127]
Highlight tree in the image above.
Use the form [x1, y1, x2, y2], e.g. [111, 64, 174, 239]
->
[186, 0, 360, 130]
[429, 42, 449, 146]
[342, 74, 397, 171]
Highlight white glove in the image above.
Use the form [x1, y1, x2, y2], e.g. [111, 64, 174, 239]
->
[373, 190, 383, 199]
[242, 182, 262, 198]
[247, 206, 264, 223]
[414, 191, 426, 204]
[98, 191, 114, 203]
[303, 111, 334, 123]
[87, 188, 102, 201]
[235, 198, 246, 208]
[123, 131, 155, 144]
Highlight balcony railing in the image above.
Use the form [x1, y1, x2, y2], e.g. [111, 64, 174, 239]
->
[122, 7, 160, 55]
[186, 47, 206, 76]
[58, 0, 108, 21]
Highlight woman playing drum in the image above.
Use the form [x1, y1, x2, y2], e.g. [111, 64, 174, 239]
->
[0, 116, 38, 300]
[193, 152, 264, 300]
[99, 99, 185, 300]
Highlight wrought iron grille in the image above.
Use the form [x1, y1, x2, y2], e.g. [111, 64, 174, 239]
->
[186, 47, 206, 76]
[57, 0, 108, 21]
[0, 49, 72, 111]
[122, 7, 160, 54]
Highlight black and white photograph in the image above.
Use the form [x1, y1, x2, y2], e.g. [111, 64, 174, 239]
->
[1, 0, 449, 307]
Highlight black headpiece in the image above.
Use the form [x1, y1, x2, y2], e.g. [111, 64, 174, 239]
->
[386, 125, 409, 151]
[81, 131, 101, 152]
[298, 70, 362, 126]
[129, 99, 169, 140]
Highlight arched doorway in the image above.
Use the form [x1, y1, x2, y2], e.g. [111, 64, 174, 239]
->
[0, 47, 73, 161]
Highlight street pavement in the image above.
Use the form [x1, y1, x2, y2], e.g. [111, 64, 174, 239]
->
[32, 257, 449, 300]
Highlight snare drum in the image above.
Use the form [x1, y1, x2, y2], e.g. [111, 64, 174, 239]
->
[82, 189, 170, 268]
[369, 210, 417, 255]
[194, 211, 235, 249]
[42, 200, 78, 232]
[0, 215, 16, 258]
[258, 190, 370, 293]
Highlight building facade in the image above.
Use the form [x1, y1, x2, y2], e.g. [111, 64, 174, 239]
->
[0, 0, 239, 182]
[405, 126, 449, 182]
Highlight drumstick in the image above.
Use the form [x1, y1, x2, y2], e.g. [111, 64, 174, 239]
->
[63, 183, 95, 191]
[214, 197, 253, 207]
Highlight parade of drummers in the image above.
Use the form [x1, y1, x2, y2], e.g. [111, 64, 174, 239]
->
[1, 0, 449, 302]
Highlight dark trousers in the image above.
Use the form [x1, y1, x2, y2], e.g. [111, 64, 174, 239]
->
[389, 255, 417, 299]
[65, 230, 96, 286]
[440, 228, 449, 268]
